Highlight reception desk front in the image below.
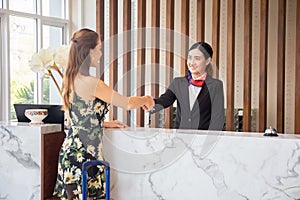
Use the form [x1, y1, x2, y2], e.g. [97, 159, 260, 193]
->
[103, 127, 300, 200]
[1, 123, 299, 200]
[0, 121, 65, 200]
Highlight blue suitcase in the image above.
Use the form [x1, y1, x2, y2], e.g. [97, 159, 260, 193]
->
[82, 160, 110, 200]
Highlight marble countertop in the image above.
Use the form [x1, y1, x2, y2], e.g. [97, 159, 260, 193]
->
[0, 121, 62, 134]
[104, 127, 300, 140]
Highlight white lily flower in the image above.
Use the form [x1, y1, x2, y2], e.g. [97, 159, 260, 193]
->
[29, 45, 69, 96]
[38, 47, 55, 68]
[54, 45, 69, 69]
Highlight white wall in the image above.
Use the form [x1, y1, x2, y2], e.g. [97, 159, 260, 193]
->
[70, 0, 96, 35]
[82, 0, 96, 30]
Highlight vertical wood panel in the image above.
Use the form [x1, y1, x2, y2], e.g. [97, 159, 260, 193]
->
[41, 132, 65, 199]
[96, 0, 105, 80]
[212, 0, 220, 78]
[150, 0, 160, 128]
[295, 1, 300, 134]
[276, 0, 286, 133]
[284, 0, 296, 133]
[259, 0, 268, 132]
[226, 0, 235, 131]
[95, 0, 297, 132]
[123, 0, 132, 125]
[243, 0, 252, 131]
[197, 0, 205, 41]
[165, 0, 175, 128]
[136, 0, 146, 126]
[109, 0, 118, 120]
[180, 0, 190, 75]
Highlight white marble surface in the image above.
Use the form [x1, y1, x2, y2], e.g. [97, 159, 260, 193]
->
[103, 127, 300, 200]
[0, 121, 61, 200]
[0, 121, 61, 134]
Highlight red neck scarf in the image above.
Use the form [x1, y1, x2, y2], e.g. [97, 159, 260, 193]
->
[187, 71, 207, 87]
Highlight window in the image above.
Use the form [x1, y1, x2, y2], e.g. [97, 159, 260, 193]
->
[9, 0, 36, 13]
[9, 16, 36, 108]
[42, 24, 65, 104]
[0, 14, 10, 121]
[0, 0, 69, 121]
[42, 0, 66, 18]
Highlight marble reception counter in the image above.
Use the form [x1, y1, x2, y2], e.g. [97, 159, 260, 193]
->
[1, 123, 299, 200]
[0, 121, 65, 200]
[103, 127, 300, 200]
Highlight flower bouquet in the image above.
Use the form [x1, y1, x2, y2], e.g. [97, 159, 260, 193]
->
[29, 45, 69, 96]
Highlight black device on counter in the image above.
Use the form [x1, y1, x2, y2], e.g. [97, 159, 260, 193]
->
[13, 104, 64, 131]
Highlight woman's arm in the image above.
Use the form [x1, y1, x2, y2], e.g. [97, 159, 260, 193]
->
[94, 79, 154, 111]
[150, 79, 177, 114]
[154, 89, 177, 107]
[103, 120, 128, 128]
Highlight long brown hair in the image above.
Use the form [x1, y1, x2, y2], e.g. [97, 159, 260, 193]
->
[62, 28, 99, 110]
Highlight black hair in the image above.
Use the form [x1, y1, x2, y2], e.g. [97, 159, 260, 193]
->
[188, 42, 213, 59]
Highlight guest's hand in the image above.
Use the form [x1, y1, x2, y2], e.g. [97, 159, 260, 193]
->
[142, 95, 154, 111]
[64, 110, 71, 128]
[103, 120, 128, 128]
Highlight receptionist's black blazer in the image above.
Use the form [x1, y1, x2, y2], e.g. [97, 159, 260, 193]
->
[150, 75, 225, 130]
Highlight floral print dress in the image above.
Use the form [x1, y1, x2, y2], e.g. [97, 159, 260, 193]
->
[53, 92, 109, 200]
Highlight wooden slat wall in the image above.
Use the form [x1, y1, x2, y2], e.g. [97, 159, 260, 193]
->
[136, 0, 146, 127]
[212, 0, 220, 78]
[150, 0, 160, 128]
[196, 0, 205, 41]
[276, 0, 286, 133]
[180, 0, 190, 75]
[123, 0, 132, 125]
[164, 0, 175, 128]
[296, 1, 300, 134]
[95, 0, 299, 133]
[243, 0, 252, 132]
[258, 0, 268, 132]
[226, 0, 235, 131]
[109, 0, 118, 120]
[96, 0, 104, 80]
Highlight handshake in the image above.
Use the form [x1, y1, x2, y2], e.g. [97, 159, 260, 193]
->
[141, 95, 155, 111]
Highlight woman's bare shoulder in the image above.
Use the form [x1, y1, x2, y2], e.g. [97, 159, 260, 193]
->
[76, 75, 99, 85]
[74, 75, 100, 100]
[85, 75, 99, 83]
